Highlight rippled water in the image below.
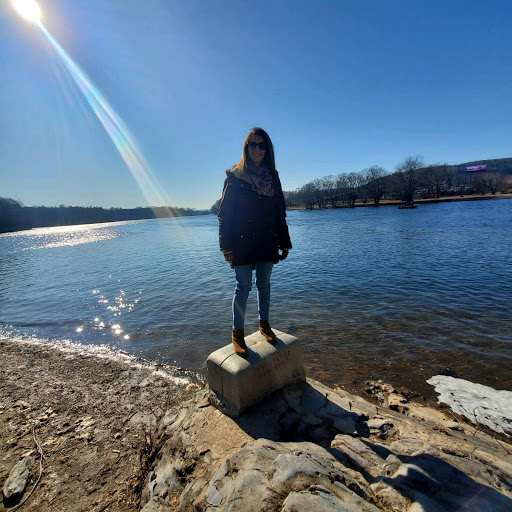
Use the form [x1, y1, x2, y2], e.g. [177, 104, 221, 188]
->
[1, 200, 511, 400]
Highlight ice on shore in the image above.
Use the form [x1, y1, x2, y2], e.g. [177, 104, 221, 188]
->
[427, 375, 512, 436]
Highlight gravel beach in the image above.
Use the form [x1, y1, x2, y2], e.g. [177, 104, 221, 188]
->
[0, 338, 199, 512]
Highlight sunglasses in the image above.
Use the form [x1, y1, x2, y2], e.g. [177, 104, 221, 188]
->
[247, 141, 267, 150]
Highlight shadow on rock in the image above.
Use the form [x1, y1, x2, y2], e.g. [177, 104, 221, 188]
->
[329, 437, 512, 512]
[234, 381, 370, 447]
[375, 451, 512, 512]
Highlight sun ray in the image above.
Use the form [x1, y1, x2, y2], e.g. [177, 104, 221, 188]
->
[39, 26, 174, 213]
[11, 1, 185, 221]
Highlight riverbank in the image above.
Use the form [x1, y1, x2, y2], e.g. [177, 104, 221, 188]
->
[1, 338, 511, 511]
[0, 206, 210, 236]
[288, 192, 512, 210]
[0, 338, 201, 512]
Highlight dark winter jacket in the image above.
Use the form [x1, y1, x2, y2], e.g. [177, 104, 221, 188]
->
[218, 169, 292, 267]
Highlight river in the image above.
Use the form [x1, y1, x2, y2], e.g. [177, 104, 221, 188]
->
[1, 199, 511, 400]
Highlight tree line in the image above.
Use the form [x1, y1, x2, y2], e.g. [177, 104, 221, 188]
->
[0, 198, 207, 234]
[283, 156, 512, 209]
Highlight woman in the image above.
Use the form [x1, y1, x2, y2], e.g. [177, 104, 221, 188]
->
[218, 127, 292, 357]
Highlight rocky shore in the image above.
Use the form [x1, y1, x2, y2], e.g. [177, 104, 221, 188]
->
[1, 337, 511, 511]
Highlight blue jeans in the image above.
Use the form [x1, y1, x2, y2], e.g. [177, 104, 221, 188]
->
[232, 262, 274, 330]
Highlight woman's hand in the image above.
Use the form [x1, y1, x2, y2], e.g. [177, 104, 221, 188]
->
[279, 248, 290, 261]
[223, 251, 233, 264]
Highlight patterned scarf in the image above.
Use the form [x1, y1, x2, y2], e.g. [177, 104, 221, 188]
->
[244, 162, 275, 197]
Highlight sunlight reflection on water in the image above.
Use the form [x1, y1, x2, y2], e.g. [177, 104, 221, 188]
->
[0, 221, 139, 250]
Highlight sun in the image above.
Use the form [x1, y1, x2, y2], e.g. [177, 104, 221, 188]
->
[11, 0, 42, 24]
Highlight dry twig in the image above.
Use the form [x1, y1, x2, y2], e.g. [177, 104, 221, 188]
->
[9, 425, 44, 511]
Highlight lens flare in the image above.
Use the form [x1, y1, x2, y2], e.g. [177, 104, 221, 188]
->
[11, 0, 42, 24]
[13, 2, 180, 216]
[38, 26, 176, 212]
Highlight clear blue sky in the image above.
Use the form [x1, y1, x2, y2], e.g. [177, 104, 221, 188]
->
[2, 0, 511, 209]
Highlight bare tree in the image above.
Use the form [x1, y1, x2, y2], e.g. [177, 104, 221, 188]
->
[444, 167, 457, 192]
[283, 190, 300, 208]
[322, 175, 341, 207]
[393, 155, 425, 205]
[335, 173, 349, 205]
[467, 172, 487, 195]
[356, 170, 370, 204]
[481, 172, 506, 195]
[299, 183, 317, 210]
[364, 166, 388, 206]
[345, 172, 360, 207]
[422, 163, 448, 199]
[311, 178, 328, 209]
[455, 171, 475, 195]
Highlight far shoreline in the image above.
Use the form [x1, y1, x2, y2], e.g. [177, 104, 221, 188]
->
[287, 192, 512, 210]
[2, 193, 511, 235]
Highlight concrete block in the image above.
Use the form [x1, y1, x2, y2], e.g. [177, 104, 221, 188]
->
[207, 330, 306, 418]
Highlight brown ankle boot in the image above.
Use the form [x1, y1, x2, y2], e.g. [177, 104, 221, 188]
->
[259, 320, 277, 344]
[232, 329, 248, 357]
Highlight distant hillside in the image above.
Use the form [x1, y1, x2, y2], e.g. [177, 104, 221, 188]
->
[448, 157, 512, 175]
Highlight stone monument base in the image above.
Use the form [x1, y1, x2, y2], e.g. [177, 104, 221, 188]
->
[207, 329, 305, 418]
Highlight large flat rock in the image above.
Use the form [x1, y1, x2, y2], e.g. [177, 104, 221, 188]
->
[207, 329, 306, 417]
[142, 381, 512, 512]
